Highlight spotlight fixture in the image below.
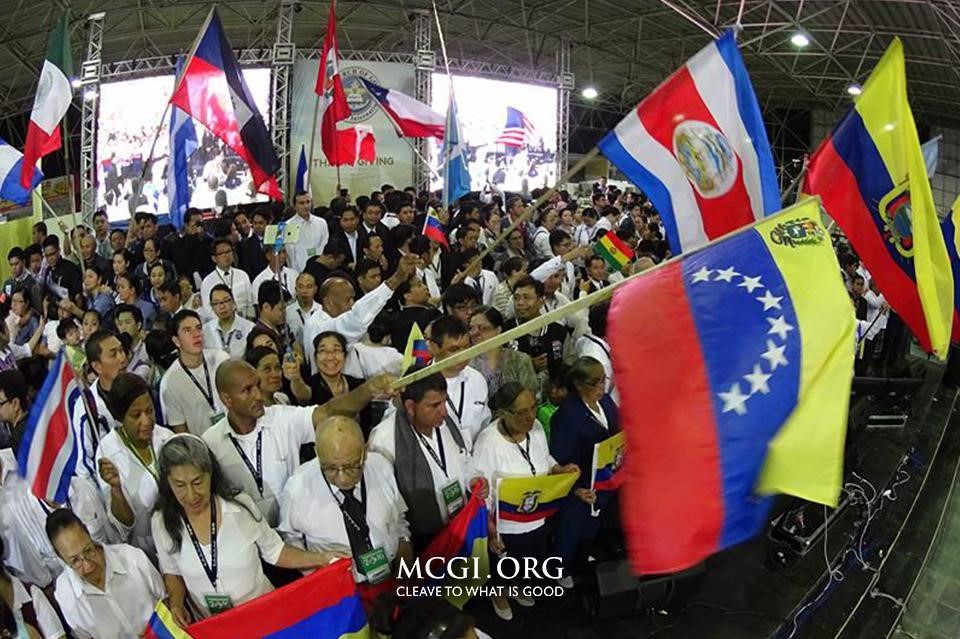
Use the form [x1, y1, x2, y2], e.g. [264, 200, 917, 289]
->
[846, 83, 862, 96]
[83, 87, 98, 101]
[581, 86, 598, 100]
[70, 77, 82, 89]
[790, 32, 810, 48]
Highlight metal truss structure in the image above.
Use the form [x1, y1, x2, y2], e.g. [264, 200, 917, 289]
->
[556, 37, 573, 177]
[79, 12, 105, 220]
[413, 10, 433, 192]
[6, 0, 960, 182]
[271, 0, 296, 197]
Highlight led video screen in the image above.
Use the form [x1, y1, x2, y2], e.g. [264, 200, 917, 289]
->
[96, 68, 271, 221]
[430, 74, 557, 195]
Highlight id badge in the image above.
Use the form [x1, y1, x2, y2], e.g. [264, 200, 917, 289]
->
[204, 593, 234, 614]
[306, 247, 317, 258]
[441, 480, 465, 517]
[358, 546, 391, 584]
[209, 412, 225, 427]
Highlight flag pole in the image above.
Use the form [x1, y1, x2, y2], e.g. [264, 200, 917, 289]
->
[306, 94, 321, 195]
[391, 196, 824, 388]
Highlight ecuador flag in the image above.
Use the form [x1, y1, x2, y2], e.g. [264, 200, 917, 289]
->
[608, 199, 855, 574]
[402, 322, 432, 372]
[591, 431, 627, 492]
[496, 472, 578, 524]
[804, 38, 953, 358]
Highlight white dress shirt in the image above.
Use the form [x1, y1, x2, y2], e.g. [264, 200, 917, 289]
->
[54, 543, 164, 639]
[95, 426, 174, 555]
[303, 282, 394, 374]
[285, 300, 322, 349]
[472, 420, 556, 535]
[201, 267, 254, 320]
[202, 405, 316, 526]
[286, 214, 330, 273]
[368, 412, 476, 529]
[12, 575, 64, 638]
[202, 315, 255, 359]
[343, 231, 360, 264]
[863, 289, 888, 339]
[574, 223, 598, 247]
[251, 265, 298, 301]
[278, 453, 410, 582]
[464, 270, 497, 307]
[344, 342, 403, 379]
[152, 493, 284, 619]
[443, 366, 491, 447]
[159, 350, 230, 436]
[126, 340, 153, 383]
[530, 227, 553, 260]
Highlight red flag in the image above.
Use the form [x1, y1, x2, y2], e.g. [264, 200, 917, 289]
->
[316, 0, 358, 166]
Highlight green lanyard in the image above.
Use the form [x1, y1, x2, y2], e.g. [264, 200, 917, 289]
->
[118, 428, 158, 480]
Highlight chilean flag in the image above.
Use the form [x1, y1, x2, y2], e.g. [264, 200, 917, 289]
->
[360, 78, 445, 139]
[17, 351, 81, 504]
[171, 8, 282, 200]
[598, 30, 779, 256]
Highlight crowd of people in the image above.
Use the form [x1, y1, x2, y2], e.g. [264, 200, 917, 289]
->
[0, 179, 664, 639]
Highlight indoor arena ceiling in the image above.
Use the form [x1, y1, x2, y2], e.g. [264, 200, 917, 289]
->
[1, 0, 960, 136]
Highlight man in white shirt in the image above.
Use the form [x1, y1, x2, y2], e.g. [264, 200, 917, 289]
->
[427, 316, 490, 447]
[303, 253, 418, 372]
[530, 232, 591, 301]
[47, 509, 164, 639]
[457, 249, 497, 307]
[205, 360, 390, 526]
[252, 245, 298, 301]
[368, 370, 486, 552]
[200, 237, 254, 320]
[114, 305, 152, 382]
[159, 310, 230, 435]
[573, 208, 600, 247]
[286, 192, 330, 273]
[279, 416, 412, 585]
[76, 331, 128, 482]
[286, 272, 321, 349]
[202, 284, 255, 359]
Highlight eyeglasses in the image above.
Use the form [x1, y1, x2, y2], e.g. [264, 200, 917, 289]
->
[0, 396, 11, 407]
[66, 543, 99, 570]
[320, 461, 363, 476]
[317, 348, 345, 357]
[587, 375, 607, 387]
[508, 405, 537, 417]
[214, 250, 233, 257]
[210, 299, 234, 307]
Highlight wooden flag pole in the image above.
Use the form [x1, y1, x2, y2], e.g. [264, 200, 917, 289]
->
[391, 197, 822, 389]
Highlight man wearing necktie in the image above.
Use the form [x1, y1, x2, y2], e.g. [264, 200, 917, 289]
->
[200, 238, 254, 320]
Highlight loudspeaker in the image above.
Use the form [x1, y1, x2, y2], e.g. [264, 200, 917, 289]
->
[581, 559, 705, 619]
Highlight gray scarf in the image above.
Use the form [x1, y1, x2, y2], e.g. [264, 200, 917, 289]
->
[394, 409, 466, 539]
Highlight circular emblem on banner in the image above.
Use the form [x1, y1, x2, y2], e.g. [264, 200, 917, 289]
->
[672, 120, 738, 198]
[879, 185, 914, 258]
[341, 66, 381, 124]
[36, 67, 53, 104]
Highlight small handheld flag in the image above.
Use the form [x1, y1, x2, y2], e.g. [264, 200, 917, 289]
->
[595, 231, 635, 272]
[591, 431, 626, 492]
[144, 602, 195, 639]
[423, 208, 449, 248]
[496, 472, 578, 525]
[402, 322, 431, 372]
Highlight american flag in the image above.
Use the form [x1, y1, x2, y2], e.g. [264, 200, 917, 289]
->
[495, 107, 537, 148]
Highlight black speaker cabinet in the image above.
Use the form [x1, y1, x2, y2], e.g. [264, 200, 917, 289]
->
[581, 559, 705, 619]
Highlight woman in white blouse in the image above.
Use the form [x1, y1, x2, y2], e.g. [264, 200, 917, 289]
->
[472, 383, 579, 622]
[96, 372, 173, 555]
[151, 435, 346, 625]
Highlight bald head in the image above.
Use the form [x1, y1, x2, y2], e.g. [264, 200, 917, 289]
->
[315, 416, 365, 490]
[318, 278, 356, 317]
[216, 359, 266, 424]
[215, 359, 257, 393]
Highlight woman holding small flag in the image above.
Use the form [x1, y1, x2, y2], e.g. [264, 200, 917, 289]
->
[473, 382, 578, 621]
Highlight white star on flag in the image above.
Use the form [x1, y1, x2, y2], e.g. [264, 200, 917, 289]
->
[718, 383, 749, 415]
[738, 275, 763, 293]
[767, 316, 795, 341]
[756, 290, 783, 311]
[691, 267, 712, 283]
[744, 364, 771, 394]
[714, 266, 740, 282]
[761, 339, 788, 370]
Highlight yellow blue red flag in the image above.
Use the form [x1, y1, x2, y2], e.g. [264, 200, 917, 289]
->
[591, 431, 626, 492]
[496, 472, 578, 524]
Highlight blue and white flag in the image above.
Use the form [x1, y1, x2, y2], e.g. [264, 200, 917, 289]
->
[168, 56, 198, 229]
[441, 86, 471, 206]
[0, 137, 42, 206]
[295, 144, 308, 195]
[922, 135, 941, 179]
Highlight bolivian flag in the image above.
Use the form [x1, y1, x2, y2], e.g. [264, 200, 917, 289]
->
[595, 231, 635, 271]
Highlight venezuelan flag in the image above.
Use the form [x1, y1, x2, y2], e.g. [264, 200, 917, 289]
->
[595, 232, 635, 271]
[607, 199, 855, 574]
[150, 559, 369, 639]
[591, 431, 626, 492]
[402, 322, 432, 372]
[496, 472, 578, 523]
[418, 492, 490, 609]
[804, 38, 954, 358]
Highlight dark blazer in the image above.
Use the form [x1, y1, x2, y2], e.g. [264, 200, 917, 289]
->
[238, 234, 268, 279]
[549, 393, 620, 489]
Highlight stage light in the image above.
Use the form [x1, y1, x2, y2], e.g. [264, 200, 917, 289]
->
[790, 32, 810, 48]
[581, 86, 598, 100]
[846, 83, 862, 96]
[83, 88, 98, 101]
[70, 77, 82, 89]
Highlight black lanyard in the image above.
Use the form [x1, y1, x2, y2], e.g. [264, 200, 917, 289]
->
[515, 435, 536, 476]
[325, 474, 368, 535]
[446, 381, 466, 422]
[217, 269, 233, 288]
[181, 357, 215, 410]
[184, 501, 218, 589]
[228, 430, 263, 495]
[415, 426, 448, 477]
[219, 326, 237, 349]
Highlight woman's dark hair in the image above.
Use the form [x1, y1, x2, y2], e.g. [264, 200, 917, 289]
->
[489, 381, 527, 415]
[106, 372, 152, 422]
[145, 328, 177, 370]
[370, 595, 474, 639]
[567, 356, 603, 393]
[44, 508, 90, 548]
[312, 330, 347, 353]
[114, 272, 141, 295]
[154, 434, 242, 552]
[471, 305, 503, 330]
[245, 345, 279, 369]
[246, 325, 279, 352]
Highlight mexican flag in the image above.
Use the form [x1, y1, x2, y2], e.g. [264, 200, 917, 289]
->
[20, 15, 72, 189]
